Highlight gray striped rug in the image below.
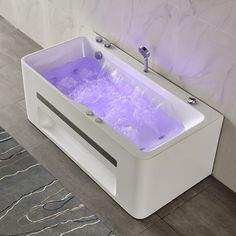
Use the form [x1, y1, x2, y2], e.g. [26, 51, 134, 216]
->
[0, 126, 113, 236]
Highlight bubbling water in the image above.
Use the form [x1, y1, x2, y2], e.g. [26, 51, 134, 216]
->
[41, 57, 184, 151]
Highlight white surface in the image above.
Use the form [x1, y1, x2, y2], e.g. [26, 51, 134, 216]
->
[1, 0, 236, 192]
[38, 105, 116, 196]
[22, 33, 223, 218]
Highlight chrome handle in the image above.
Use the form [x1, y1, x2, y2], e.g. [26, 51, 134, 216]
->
[95, 51, 103, 60]
[95, 118, 103, 123]
[86, 111, 94, 116]
[188, 97, 197, 105]
[138, 45, 150, 72]
[138, 46, 150, 58]
[104, 40, 112, 48]
[95, 36, 103, 43]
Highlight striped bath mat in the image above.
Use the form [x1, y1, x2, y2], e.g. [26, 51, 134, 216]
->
[0, 126, 113, 236]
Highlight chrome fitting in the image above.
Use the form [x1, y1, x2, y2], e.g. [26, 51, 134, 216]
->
[188, 97, 197, 105]
[138, 46, 150, 72]
[104, 40, 112, 48]
[95, 36, 103, 43]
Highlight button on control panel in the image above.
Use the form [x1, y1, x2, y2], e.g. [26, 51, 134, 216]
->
[86, 111, 94, 116]
[95, 118, 103, 123]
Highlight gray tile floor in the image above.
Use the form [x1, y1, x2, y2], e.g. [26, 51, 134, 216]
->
[0, 16, 236, 236]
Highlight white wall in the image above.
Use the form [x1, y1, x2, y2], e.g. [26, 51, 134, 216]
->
[0, 0, 235, 192]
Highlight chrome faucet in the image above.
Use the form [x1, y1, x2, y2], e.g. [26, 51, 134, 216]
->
[138, 46, 150, 72]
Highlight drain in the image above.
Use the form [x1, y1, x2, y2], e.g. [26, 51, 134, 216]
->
[95, 51, 103, 60]
[159, 135, 165, 140]
[73, 69, 78, 74]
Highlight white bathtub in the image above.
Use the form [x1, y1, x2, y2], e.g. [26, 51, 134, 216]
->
[22, 32, 223, 219]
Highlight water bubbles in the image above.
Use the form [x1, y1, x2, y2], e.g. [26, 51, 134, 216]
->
[60, 76, 78, 89]
[42, 57, 184, 151]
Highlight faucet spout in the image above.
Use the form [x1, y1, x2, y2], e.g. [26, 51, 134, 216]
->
[138, 46, 150, 72]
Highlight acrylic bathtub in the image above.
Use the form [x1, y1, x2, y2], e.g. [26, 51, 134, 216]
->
[22, 32, 223, 219]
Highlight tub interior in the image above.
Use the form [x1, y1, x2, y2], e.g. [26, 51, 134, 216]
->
[23, 37, 204, 152]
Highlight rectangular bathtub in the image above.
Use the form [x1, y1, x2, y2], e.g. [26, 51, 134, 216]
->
[22, 32, 223, 219]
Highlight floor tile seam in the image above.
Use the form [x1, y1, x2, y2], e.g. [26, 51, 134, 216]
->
[135, 220, 160, 236]
[162, 218, 183, 236]
[137, 215, 163, 235]
[158, 182, 214, 219]
[136, 218, 181, 236]
[204, 186, 236, 210]
[8, 130, 48, 151]
[160, 183, 222, 234]
[156, 199, 186, 219]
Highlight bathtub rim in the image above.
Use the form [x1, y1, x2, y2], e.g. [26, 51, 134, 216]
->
[21, 32, 224, 160]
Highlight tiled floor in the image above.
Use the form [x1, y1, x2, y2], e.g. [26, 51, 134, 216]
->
[0, 16, 236, 236]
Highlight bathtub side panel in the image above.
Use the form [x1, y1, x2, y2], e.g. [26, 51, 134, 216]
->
[22, 62, 40, 123]
[22, 62, 140, 205]
[127, 117, 223, 219]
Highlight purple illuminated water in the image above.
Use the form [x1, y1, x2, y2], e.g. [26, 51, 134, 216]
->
[41, 57, 184, 151]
